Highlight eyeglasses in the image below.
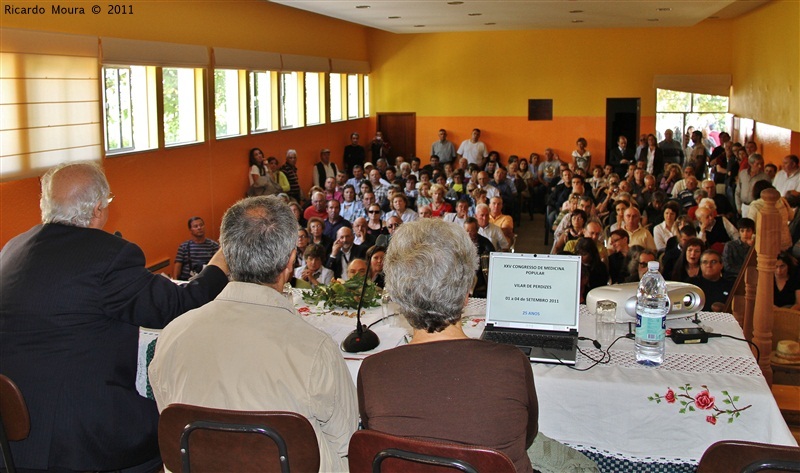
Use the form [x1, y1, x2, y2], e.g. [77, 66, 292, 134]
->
[106, 192, 115, 204]
[638, 262, 650, 268]
[609, 238, 622, 244]
[368, 210, 380, 214]
[387, 223, 400, 229]
[701, 260, 720, 265]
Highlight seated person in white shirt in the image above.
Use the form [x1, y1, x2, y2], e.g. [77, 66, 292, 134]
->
[443, 198, 471, 226]
[475, 203, 509, 251]
[294, 243, 333, 287]
[383, 194, 419, 223]
[339, 184, 362, 222]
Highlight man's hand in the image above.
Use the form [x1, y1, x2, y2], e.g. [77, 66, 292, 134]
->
[331, 239, 343, 256]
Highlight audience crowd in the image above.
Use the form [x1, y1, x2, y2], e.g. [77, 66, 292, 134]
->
[244, 128, 800, 310]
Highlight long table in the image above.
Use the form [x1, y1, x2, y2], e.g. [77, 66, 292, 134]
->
[139, 294, 797, 472]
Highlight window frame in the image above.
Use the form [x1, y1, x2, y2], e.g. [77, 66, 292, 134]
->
[655, 88, 730, 142]
[102, 64, 159, 156]
[162, 66, 206, 148]
[213, 68, 247, 139]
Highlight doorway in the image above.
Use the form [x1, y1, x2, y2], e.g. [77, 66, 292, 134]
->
[377, 113, 416, 162]
[606, 98, 640, 162]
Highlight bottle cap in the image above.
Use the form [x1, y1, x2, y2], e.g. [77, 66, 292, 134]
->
[648, 261, 660, 271]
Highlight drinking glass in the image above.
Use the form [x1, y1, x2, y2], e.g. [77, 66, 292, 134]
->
[595, 300, 617, 346]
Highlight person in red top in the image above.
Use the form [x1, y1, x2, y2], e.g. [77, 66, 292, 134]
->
[428, 183, 452, 217]
[303, 191, 328, 221]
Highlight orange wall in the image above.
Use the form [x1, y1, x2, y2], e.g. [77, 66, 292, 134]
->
[413, 115, 655, 165]
[753, 122, 793, 166]
[0, 1, 372, 267]
[0, 1, 370, 59]
[0, 120, 372, 265]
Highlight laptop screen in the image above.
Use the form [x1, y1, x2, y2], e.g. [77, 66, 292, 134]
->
[484, 253, 582, 330]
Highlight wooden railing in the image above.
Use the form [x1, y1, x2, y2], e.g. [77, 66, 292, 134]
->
[727, 188, 783, 385]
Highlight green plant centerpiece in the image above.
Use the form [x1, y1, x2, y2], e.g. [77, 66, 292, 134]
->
[301, 274, 382, 310]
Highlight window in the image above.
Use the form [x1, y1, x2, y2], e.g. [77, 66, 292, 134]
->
[1, 29, 102, 181]
[305, 72, 325, 126]
[655, 89, 730, 145]
[104, 67, 133, 151]
[214, 69, 245, 138]
[347, 74, 360, 119]
[250, 71, 276, 133]
[364, 75, 370, 117]
[330, 74, 343, 122]
[163, 67, 205, 146]
[103, 65, 158, 154]
[280, 72, 302, 129]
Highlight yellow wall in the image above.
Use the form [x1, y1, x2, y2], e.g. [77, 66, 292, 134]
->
[0, 1, 372, 267]
[730, 0, 799, 132]
[367, 22, 736, 160]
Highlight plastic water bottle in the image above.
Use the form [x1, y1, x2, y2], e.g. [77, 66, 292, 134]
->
[635, 261, 669, 366]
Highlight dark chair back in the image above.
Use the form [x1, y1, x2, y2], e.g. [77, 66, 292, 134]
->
[348, 429, 516, 473]
[697, 440, 800, 473]
[158, 404, 320, 473]
[0, 374, 31, 473]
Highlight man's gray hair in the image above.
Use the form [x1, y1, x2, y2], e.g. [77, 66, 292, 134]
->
[40, 161, 110, 227]
[384, 219, 478, 332]
[698, 198, 717, 211]
[220, 196, 297, 284]
[748, 153, 764, 165]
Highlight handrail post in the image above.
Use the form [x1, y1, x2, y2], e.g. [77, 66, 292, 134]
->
[752, 188, 781, 385]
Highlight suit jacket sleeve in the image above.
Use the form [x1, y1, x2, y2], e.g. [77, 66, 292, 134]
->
[101, 242, 228, 329]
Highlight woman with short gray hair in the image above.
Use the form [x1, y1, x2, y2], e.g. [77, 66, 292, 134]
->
[357, 218, 540, 472]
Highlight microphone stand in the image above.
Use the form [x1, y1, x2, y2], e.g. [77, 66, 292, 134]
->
[341, 262, 380, 353]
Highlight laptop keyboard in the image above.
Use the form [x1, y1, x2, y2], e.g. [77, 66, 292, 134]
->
[483, 330, 575, 352]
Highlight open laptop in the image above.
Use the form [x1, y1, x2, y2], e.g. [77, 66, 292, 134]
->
[480, 253, 582, 365]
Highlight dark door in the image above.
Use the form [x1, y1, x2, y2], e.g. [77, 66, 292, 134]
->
[606, 98, 640, 162]
[377, 113, 416, 162]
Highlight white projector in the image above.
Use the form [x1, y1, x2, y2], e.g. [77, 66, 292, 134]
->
[586, 282, 706, 323]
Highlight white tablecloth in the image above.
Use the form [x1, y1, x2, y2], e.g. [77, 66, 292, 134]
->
[296, 297, 797, 467]
[141, 294, 797, 468]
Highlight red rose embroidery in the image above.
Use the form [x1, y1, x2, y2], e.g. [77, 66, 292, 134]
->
[664, 389, 676, 404]
[706, 415, 717, 425]
[695, 390, 715, 410]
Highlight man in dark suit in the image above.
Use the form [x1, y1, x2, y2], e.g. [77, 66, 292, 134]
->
[464, 217, 495, 298]
[0, 162, 229, 472]
[343, 132, 365, 177]
[609, 135, 635, 176]
[325, 226, 366, 280]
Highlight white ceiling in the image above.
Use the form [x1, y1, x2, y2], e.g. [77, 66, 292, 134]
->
[270, 0, 769, 34]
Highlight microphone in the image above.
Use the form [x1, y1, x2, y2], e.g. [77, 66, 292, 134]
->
[375, 233, 390, 247]
[341, 249, 381, 353]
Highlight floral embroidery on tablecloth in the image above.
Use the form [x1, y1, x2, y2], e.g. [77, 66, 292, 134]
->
[648, 383, 751, 424]
[461, 316, 484, 327]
